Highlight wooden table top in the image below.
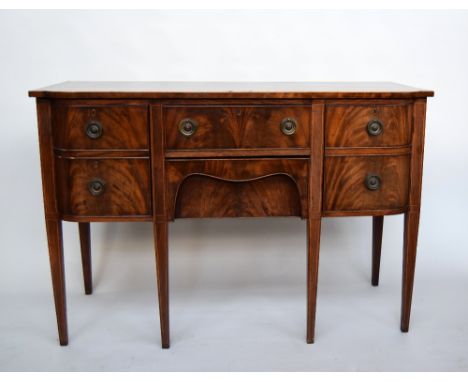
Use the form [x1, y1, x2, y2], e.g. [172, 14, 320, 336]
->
[29, 81, 434, 99]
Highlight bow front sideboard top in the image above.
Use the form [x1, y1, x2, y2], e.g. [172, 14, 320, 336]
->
[29, 82, 434, 347]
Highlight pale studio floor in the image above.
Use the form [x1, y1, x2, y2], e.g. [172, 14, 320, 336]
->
[1, 215, 467, 371]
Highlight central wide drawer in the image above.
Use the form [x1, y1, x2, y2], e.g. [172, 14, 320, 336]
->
[163, 105, 311, 150]
[165, 158, 309, 219]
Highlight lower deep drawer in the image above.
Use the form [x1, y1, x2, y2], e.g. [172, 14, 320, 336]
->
[166, 158, 309, 219]
[324, 154, 410, 213]
[56, 157, 152, 218]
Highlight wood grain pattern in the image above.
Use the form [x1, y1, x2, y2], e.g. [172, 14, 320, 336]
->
[324, 155, 410, 212]
[325, 102, 411, 148]
[166, 158, 309, 220]
[53, 103, 149, 150]
[164, 105, 310, 150]
[175, 174, 302, 218]
[56, 158, 151, 217]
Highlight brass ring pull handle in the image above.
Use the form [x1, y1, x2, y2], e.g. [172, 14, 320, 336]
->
[179, 118, 198, 137]
[280, 117, 297, 136]
[367, 119, 383, 136]
[88, 178, 106, 196]
[365, 174, 381, 191]
[85, 122, 103, 139]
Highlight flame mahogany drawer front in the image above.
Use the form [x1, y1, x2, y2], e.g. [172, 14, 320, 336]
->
[324, 155, 410, 213]
[56, 157, 152, 218]
[30, 82, 433, 348]
[53, 102, 149, 150]
[164, 104, 311, 150]
[165, 158, 309, 220]
[325, 101, 411, 148]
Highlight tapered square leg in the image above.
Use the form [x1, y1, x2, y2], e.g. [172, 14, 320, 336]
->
[372, 216, 384, 286]
[401, 210, 420, 332]
[78, 222, 92, 295]
[306, 217, 322, 344]
[154, 222, 170, 348]
[45, 219, 68, 346]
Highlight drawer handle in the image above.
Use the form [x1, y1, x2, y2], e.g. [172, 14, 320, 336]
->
[85, 122, 103, 139]
[365, 174, 381, 191]
[88, 178, 106, 196]
[280, 117, 297, 136]
[367, 119, 383, 136]
[179, 118, 198, 137]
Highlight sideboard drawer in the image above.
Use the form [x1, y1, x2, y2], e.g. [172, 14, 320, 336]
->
[164, 105, 310, 150]
[324, 155, 410, 212]
[325, 103, 411, 148]
[56, 158, 151, 217]
[166, 158, 309, 219]
[53, 104, 149, 150]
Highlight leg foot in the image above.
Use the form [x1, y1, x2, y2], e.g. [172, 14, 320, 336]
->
[306, 217, 321, 344]
[79, 222, 92, 295]
[372, 216, 384, 286]
[401, 210, 420, 332]
[154, 222, 170, 348]
[46, 219, 68, 346]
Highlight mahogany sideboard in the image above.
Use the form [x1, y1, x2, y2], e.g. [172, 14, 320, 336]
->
[29, 82, 434, 347]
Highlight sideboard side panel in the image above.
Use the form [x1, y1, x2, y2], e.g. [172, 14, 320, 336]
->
[408, 99, 427, 210]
